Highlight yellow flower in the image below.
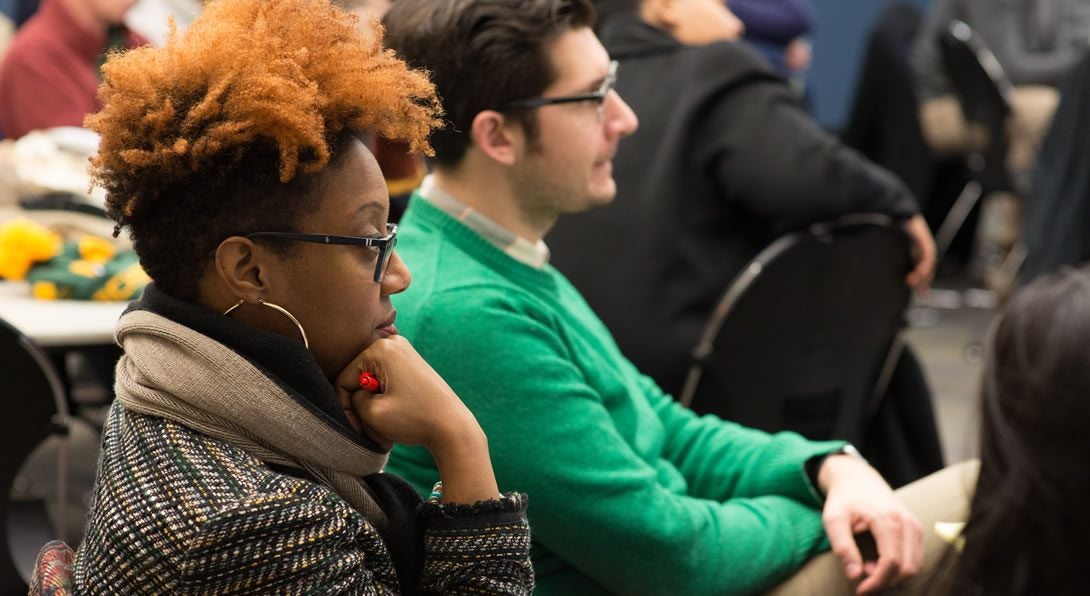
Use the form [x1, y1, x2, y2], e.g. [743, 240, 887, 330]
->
[0, 218, 62, 280]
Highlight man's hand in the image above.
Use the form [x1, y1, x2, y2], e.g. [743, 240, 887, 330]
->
[903, 214, 935, 295]
[819, 455, 923, 594]
[785, 38, 812, 73]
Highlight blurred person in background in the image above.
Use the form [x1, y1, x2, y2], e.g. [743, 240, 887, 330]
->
[912, 0, 1090, 295]
[0, 0, 146, 139]
[550, 0, 935, 415]
[912, 0, 1090, 174]
[931, 265, 1090, 595]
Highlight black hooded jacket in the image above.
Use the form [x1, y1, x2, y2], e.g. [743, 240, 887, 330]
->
[547, 15, 920, 396]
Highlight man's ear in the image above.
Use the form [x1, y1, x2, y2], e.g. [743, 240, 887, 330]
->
[213, 237, 270, 303]
[640, 0, 678, 29]
[469, 109, 520, 166]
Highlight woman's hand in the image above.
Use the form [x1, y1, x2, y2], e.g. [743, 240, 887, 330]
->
[335, 334, 474, 448]
[334, 335, 499, 503]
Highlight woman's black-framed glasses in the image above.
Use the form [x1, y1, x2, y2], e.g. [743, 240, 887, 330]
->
[499, 60, 619, 118]
[247, 223, 398, 283]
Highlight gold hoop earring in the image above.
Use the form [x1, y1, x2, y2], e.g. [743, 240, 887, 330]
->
[222, 298, 309, 349]
[222, 299, 244, 316]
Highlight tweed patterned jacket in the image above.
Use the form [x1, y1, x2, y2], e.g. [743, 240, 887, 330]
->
[73, 404, 533, 594]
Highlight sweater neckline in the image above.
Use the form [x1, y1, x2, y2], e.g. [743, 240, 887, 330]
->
[408, 195, 560, 291]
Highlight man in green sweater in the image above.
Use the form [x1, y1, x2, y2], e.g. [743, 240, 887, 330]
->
[382, 1, 967, 594]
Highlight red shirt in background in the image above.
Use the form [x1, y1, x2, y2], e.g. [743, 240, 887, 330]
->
[0, 0, 144, 139]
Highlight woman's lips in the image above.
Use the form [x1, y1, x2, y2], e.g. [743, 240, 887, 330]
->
[376, 311, 398, 337]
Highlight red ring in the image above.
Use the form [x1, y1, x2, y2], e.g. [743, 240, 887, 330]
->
[358, 372, 381, 392]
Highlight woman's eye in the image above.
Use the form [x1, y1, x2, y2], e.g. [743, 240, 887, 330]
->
[360, 246, 380, 262]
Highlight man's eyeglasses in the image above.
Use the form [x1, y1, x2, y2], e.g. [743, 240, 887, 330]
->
[246, 223, 398, 283]
[499, 60, 619, 118]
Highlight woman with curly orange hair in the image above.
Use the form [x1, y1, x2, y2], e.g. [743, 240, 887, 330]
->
[68, 0, 533, 592]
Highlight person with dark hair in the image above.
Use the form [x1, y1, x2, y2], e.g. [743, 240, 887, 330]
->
[546, 0, 936, 424]
[381, 1, 968, 594]
[931, 266, 1090, 595]
[0, 0, 145, 139]
[67, 0, 533, 592]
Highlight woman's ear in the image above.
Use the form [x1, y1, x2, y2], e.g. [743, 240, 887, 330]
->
[469, 109, 519, 166]
[213, 237, 270, 303]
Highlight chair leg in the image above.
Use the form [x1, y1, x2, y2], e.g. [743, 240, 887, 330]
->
[867, 334, 906, 420]
[985, 240, 1027, 301]
[934, 179, 984, 260]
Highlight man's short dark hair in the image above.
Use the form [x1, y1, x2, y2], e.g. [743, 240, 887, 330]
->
[384, 0, 596, 168]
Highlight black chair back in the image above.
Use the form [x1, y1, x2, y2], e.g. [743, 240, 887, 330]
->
[679, 215, 911, 445]
[938, 20, 1015, 193]
[0, 319, 69, 595]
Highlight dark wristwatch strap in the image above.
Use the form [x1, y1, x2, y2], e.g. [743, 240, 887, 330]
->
[805, 444, 867, 496]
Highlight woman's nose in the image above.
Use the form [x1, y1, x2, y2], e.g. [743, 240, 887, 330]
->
[381, 250, 412, 295]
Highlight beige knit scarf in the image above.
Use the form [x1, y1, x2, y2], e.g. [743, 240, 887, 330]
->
[113, 309, 390, 530]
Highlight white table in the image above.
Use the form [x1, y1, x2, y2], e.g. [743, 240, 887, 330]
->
[0, 282, 127, 348]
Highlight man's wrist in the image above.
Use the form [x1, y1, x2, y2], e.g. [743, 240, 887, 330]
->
[806, 444, 867, 496]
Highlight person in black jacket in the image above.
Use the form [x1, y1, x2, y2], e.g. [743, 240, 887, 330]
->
[548, 0, 936, 401]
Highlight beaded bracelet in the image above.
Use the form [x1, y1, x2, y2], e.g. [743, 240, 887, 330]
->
[427, 481, 443, 503]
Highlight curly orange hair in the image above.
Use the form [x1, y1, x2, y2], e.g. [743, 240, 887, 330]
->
[85, 0, 442, 299]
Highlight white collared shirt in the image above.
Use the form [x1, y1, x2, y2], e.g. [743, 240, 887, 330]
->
[416, 175, 551, 270]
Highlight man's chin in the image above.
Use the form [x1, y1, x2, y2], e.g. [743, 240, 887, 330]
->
[589, 182, 618, 207]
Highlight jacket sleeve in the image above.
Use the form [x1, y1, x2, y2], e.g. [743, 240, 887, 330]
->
[409, 287, 833, 596]
[419, 493, 534, 594]
[634, 373, 844, 505]
[693, 46, 919, 231]
[175, 489, 532, 594]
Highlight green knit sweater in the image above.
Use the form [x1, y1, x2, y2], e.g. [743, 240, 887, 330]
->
[389, 196, 843, 595]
